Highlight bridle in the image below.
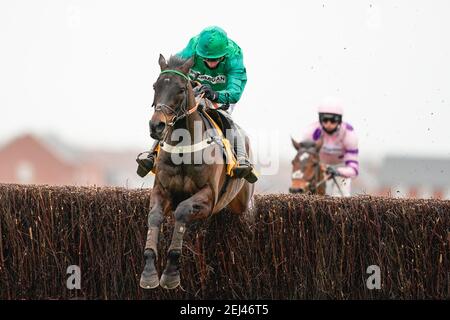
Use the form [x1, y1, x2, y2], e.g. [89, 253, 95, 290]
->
[151, 69, 214, 155]
[151, 69, 202, 127]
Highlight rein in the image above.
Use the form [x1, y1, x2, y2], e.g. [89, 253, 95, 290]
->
[292, 154, 344, 196]
[307, 160, 326, 193]
[330, 174, 345, 197]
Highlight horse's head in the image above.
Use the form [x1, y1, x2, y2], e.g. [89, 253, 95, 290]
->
[289, 138, 325, 194]
[150, 54, 195, 140]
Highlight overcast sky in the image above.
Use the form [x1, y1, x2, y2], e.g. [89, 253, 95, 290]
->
[1, 0, 449, 166]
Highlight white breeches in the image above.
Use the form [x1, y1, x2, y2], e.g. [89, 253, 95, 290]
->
[326, 176, 352, 197]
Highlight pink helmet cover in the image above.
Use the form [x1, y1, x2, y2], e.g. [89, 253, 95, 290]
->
[317, 97, 344, 115]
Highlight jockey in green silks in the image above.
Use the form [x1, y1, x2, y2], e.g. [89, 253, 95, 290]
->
[136, 26, 257, 183]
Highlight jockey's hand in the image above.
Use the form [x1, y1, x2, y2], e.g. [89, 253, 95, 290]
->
[325, 166, 340, 177]
[199, 84, 219, 102]
[193, 84, 203, 96]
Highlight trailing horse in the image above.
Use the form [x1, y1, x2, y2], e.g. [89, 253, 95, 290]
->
[289, 138, 327, 195]
[139, 55, 255, 289]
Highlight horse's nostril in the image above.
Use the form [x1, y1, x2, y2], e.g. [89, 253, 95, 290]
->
[155, 122, 165, 132]
[149, 121, 166, 140]
[150, 121, 165, 134]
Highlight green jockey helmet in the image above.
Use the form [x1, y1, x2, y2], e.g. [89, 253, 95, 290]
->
[196, 26, 230, 59]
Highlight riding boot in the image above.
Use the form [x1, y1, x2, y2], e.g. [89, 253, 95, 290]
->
[222, 113, 258, 183]
[136, 140, 160, 177]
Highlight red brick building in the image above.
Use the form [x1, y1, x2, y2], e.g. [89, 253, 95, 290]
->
[0, 134, 149, 187]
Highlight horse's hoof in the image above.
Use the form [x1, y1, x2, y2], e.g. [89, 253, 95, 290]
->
[159, 272, 180, 290]
[140, 271, 160, 289]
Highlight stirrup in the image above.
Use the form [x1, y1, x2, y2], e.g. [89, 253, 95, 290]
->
[136, 152, 155, 178]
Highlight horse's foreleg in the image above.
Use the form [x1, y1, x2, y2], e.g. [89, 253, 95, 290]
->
[159, 186, 213, 289]
[140, 186, 164, 289]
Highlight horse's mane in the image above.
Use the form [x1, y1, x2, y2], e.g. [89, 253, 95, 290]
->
[167, 55, 188, 70]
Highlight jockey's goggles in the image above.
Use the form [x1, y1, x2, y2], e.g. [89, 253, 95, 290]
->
[319, 113, 342, 124]
[203, 56, 225, 63]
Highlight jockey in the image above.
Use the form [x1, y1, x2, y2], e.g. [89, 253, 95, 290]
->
[137, 26, 257, 183]
[301, 98, 359, 196]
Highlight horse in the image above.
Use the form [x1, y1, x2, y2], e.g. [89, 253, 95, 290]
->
[139, 54, 255, 290]
[289, 138, 327, 195]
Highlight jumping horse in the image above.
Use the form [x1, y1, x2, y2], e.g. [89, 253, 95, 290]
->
[140, 54, 255, 289]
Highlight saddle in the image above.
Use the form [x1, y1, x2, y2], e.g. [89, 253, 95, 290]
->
[195, 97, 237, 176]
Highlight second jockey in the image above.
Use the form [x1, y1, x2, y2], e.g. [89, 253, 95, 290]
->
[301, 98, 359, 196]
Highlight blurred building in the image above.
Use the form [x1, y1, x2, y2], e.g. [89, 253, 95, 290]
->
[0, 134, 153, 188]
[340, 156, 450, 199]
[376, 156, 450, 199]
[1, 134, 449, 199]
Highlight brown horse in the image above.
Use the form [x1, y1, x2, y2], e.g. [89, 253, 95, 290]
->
[140, 54, 255, 289]
[289, 138, 327, 195]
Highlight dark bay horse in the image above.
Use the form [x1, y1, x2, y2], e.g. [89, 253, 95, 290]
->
[140, 54, 255, 289]
[289, 138, 327, 195]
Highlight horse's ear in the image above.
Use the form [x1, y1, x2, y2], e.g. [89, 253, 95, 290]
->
[291, 137, 301, 150]
[180, 56, 195, 74]
[159, 54, 168, 71]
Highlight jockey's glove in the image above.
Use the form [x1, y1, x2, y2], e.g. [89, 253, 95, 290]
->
[326, 166, 341, 177]
[199, 84, 219, 102]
